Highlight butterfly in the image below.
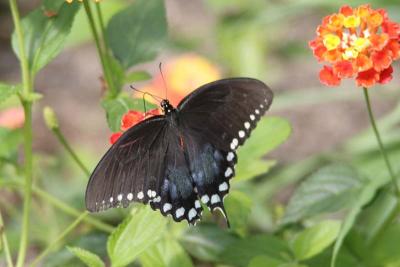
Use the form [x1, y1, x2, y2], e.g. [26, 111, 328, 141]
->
[85, 78, 273, 226]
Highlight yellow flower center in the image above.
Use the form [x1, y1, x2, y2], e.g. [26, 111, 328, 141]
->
[352, 37, 370, 52]
[323, 34, 341, 51]
[343, 15, 361, 28]
[343, 48, 359, 60]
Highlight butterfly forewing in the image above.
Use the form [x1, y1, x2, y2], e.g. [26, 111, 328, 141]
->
[85, 116, 168, 211]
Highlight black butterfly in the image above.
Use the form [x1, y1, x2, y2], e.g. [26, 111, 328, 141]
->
[85, 78, 273, 226]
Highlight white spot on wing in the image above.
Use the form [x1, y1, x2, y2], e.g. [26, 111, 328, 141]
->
[109, 197, 113, 203]
[176, 207, 185, 218]
[225, 167, 233, 177]
[163, 203, 172, 212]
[238, 130, 245, 138]
[255, 109, 260, 114]
[117, 194, 123, 201]
[188, 208, 197, 220]
[127, 193, 133, 201]
[211, 194, 221, 204]
[227, 152, 235, 162]
[147, 190, 152, 198]
[244, 122, 251, 129]
[260, 104, 264, 108]
[201, 195, 209, 204]
[250, 114, 255, 121]
[195, 200, 201, 209]
[151, 190, 156, 198]
[137, 191, 144, 199]
[219, 182, 228, 191]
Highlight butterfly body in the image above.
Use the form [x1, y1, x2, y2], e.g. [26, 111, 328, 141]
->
[86, 78, 273, 225]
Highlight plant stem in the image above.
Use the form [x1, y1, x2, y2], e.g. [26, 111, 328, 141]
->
[53, 129, 91, 176]
[363, 88, 400, 197]
[95, 2, 110, 55]
[82, 0, 116, 98]
[9, 1, 34, 267]
[0, 211, 14, 267]
[30, 212, 88, 267]
[0, 180, 113, 233]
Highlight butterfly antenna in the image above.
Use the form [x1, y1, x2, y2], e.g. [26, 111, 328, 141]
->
[159, 62, 168, 100]
[129, 85, 163, 103]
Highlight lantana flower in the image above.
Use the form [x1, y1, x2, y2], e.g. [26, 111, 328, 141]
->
[109, 109, 160, 144]
[110, 54, 220, 144]
[309, 4, 400, 87]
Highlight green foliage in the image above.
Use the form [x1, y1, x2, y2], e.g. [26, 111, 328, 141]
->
[180, 224, 238, 262]
[140, 237, 194, 267]
[107, 205, 167, 267]
[0, 127, 23, 163]
[282, 164, 367, 224]
[290, 220, 341, 261]
[106, 0, 167, 69]
[220, 235, 290, 267]
[236, 116, 291, 181]
[224, 190, 252, 230]
[0, 84, 19, 104]
[68, 247, 105, 267]
[11, 0, 80, 75]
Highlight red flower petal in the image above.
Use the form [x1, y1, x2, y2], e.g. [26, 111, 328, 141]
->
[356, 68, 379, 87]
[355, 54, 373, 72]
[382, 21, 400, 38]
[121, 110, 144, 131]
[378, 65, 394, 84]
[340, 5, 353, 16]
[110, 132, 123, 145]
[333, 60, 355, 78]
[371, 48, 392, 71]
[386, 40, 400, 60]
[319, 66, 341, 86]
[370, 33, 390, 51]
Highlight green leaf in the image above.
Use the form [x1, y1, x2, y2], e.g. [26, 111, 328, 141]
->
[282, 164, 367, 225]
[107, 205, 167, 267]
[331, 175, 388, 267]
[220, 234, 290, 267]
[101, 96, 156, 132]
[0, 84, 19, 103]
[235, 116, 291, 181]
[369, 223, 400, 266]
[224, 190, 252, 231]
[353, 188, 398, 246]
[179, 224, 238, 262]
[248, 255, 286, 267]
[140, 237, 194, 267]
[0, 127, 23, 163]
[125, 71, 152, 84]
[290, 220, 341, 261]
[12, 0, 80, 75]
[106, 0, 167, 69]
[67, 247, 105, 267]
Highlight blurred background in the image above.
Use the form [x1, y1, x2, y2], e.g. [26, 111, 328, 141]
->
[0, 0, 400, 266]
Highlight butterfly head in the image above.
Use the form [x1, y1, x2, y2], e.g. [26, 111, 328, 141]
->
[160, 99, 174, 115]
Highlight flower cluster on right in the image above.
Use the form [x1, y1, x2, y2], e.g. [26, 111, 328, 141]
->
[309, 4, 400, 87]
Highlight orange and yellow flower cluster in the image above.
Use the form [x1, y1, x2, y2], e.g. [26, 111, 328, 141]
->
[309, 5, 400, 87]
